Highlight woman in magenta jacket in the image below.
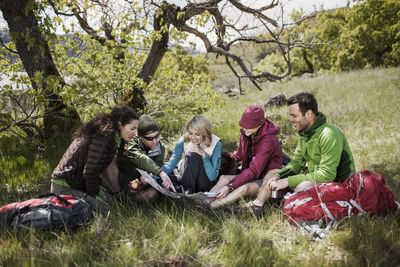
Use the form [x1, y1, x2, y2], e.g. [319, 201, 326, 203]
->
[209, 105, 283, 209]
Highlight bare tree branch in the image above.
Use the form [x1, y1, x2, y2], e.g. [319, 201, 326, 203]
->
[0, 36, 18, 54]
[224, 56, 243, 94]
[228, 0, 279, 27]
[47, 0, 317, 100]
[47, 0, 76, 16]
[15, 122, 44, 138]
[156, 0, 302, 90]
[70, 4, 109, 44]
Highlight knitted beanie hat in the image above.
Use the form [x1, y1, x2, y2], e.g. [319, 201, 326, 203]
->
[239, 105, 265, 129]
[138, 115, 159, 136]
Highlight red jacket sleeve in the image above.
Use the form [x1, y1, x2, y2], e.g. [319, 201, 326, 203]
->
[231, 136, 279, 189]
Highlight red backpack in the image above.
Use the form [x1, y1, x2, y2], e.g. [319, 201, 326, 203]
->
[283, 182, 355, 225]
[283, 171, 398, 240]
[0, 194, 90, 230]
[342, 170, 398, 215]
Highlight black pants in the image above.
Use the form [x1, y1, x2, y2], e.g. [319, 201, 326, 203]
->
[118, 170, 135, 192]
[177, 152, 215, 193]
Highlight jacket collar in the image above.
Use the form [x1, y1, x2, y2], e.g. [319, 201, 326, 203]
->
[298, 112, 326, 138]
[115, 132, 121, 148]
[240, 122, 265, 140]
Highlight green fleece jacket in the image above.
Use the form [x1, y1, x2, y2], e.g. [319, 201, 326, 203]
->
[117, 136, 165, 178]
[279, 112, 355, 187]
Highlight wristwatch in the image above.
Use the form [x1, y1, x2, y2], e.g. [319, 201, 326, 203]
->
[227, 183, 234, 193]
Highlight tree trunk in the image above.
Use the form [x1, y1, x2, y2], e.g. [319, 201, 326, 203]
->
[0, 0, 80, 138]
[125, 7, 170, 112]
[303, 49, 314, 74]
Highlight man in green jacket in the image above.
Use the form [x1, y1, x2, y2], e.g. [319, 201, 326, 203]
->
[118, 115, 176, 201]
[235, 92, 355, 213]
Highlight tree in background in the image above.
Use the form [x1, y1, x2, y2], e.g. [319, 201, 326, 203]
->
[0, 0, 312, 139]
[49, 0, 306, 94]
[330, 0, 400, 70]
[256, 0, 400, 76]
[0, 0, 80, 139]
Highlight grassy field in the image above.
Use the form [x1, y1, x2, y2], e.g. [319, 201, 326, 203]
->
[1, 67, 400, 266]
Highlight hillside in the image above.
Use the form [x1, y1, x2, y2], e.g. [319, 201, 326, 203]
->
[1, 67, 400, 266]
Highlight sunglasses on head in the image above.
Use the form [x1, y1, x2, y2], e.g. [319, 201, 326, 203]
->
[142, 133, 160, 141]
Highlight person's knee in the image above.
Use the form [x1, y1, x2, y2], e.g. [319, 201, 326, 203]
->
[141, 188, 159, 201]
[260, 177, 269, 188]
[186, 152, 202, 162]
[147, 188, 159, 201]
[236, 184, 251, 197]
[256, 170, 279, 195]
[260, 178, 272, 191]
[132, 188, 159, 202]
[261, 169, 279, 185]
[295, 181, 314, 192]
[101, 159, 121, 193]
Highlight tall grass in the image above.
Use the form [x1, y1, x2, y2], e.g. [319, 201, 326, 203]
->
[210, 68, 400, 191]
[1, 67, 400, 266]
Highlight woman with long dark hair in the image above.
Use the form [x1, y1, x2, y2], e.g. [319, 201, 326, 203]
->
[51, 105, 139, 212]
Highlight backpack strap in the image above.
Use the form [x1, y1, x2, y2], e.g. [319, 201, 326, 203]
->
[320, 202, 335, 222]
[349, 199, 366, 215]
[335, 201, 354, 217]
[299, 220, 332, 241]
[355, 172, 364, 198]
[284, 196, 313, 209]
[39, 193, 59, 198]
[39, 193, 73, 206]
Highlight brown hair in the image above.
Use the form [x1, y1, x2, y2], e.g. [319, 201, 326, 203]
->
[74, 105, 139, 139]
[287, 92, 318, 115]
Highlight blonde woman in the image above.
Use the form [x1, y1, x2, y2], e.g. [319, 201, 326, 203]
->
[162, 115, 222, 193]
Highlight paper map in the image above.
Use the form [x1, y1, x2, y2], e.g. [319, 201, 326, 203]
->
[136, 168, 216, 200]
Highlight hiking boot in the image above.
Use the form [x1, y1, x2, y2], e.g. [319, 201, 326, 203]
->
[193, 199, 211, 213]
[232, 201, 263, 215]
[195, 202, 211, 213]
[174, 184, 185, 194]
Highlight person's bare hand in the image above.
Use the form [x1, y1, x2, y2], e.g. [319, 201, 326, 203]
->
[139, 175, 148, 185]
[269, 178, 288, 192]
[216, 185, 230, 199]
[267, 174, 279, 191]
[188, 144, 206, 157]
[275, 178, 289, 191]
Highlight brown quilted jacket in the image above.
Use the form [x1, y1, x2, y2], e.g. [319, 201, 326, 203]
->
[52, 133, 116, 196]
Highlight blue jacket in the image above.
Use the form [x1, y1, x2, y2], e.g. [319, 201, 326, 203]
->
[162, 136, 222, 182]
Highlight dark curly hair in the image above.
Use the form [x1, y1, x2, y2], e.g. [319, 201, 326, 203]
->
[74, 105, 139, 139]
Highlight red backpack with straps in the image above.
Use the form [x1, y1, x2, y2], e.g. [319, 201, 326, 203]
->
[283, 171, 398, 240]
[342, 170, 398, 215]
[0, 194, 90, 230]
[283, 182, 356, 225]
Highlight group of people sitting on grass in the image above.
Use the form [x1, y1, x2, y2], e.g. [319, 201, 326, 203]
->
[50, 92, 356, 214]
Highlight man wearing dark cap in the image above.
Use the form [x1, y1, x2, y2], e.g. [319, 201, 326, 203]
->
[118, 115, 175, 201]
[208, 105, 283, 209]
